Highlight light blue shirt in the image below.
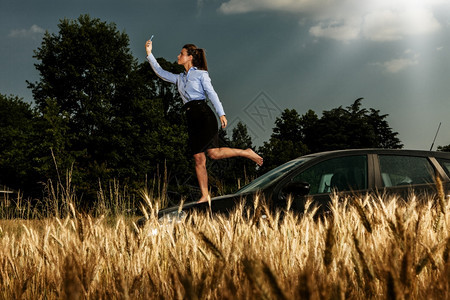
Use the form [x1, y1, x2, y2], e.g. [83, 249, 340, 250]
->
[147, 53, 226, 117]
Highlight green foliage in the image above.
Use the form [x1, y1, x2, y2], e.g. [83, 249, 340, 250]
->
[305, 98, 402, 152]
[29, 15, 134, 115]
[258, 98, 402, 173]
[0, 94, 41, 192]
[209, 122, 258, 193]
[437, 144, 450, 152]
[258, 109, 309, 173]
[25, 15, 191, 204]
[231, 121, 257, 184]
[33, 98, 74, 179]
[2, 15, 405, 206]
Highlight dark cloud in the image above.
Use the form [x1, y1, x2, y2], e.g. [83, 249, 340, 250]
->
[1, 0, 449, 149]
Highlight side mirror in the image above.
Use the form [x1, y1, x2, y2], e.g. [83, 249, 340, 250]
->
[282, 181, 310, 196]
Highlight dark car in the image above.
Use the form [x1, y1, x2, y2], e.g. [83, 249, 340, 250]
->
[150, 149, 450, 223]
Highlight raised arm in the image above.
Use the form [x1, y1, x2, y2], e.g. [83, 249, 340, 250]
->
[145, 40, 177, 84]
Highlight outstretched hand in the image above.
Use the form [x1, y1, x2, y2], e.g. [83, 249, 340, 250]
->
[145, 40, 152, 56]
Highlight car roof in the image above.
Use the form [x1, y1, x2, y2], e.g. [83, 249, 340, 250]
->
[299, 148, 450, 159]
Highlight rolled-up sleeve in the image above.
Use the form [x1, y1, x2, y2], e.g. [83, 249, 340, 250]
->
[201, 72, 225, 117]
[147, 54, 178, 84]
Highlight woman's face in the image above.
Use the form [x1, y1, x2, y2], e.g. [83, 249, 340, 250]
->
[177, 48, 192, 67]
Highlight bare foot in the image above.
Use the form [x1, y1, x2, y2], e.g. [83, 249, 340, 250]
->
[246, 148, 263, 166]
[197, 195, 211, 204]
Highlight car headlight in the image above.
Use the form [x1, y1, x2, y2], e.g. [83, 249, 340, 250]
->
[146, 211, 187, 236]
[158, 210, 187, 224]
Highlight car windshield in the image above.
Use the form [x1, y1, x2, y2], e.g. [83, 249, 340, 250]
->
[236, 158, 310, 194]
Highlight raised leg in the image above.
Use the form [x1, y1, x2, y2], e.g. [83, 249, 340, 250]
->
[207, 147, 263, 166]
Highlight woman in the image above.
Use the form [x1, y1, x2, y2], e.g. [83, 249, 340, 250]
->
[145, 40, 263, 203]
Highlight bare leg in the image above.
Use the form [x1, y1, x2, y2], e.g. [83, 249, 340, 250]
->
[193, 152, 210, 203]
[207, 147, 263, 166]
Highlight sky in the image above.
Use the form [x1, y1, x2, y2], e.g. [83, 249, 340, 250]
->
[1, 0, 450, 150]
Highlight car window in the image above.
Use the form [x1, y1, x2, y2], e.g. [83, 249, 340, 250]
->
[436, 158, 450, 178]
[379, 155, 435, 187]
[237, 158, 310, 194]
[291, 155, 368, 194]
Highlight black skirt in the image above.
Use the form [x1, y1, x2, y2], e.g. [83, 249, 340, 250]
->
[184, 100, 219, 155]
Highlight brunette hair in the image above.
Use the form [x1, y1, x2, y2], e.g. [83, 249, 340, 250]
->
[183, 44, 208, 71]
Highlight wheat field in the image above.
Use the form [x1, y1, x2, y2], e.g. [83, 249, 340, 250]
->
[0, 189, 449, 299]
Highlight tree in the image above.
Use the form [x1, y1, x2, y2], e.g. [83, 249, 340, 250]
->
[299, 109, 319, 151]
[203, 122, 258, 194]
[225, 122, 257, 188]
[27, 15, 191, 203]
[305, 98, 402, 152]
[437, 144, 450, 152]
[135, 59, 185, 123]
[0, 94, 39, 192]
[27, 15, 138, 196]
[258, 109, 309, 173]
[258, 98, 402, 174]
[32, 98, 73, 181]
[366, 107, 403, 149]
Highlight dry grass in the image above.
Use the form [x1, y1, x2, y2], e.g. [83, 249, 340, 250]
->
[0, 191, 449, 299]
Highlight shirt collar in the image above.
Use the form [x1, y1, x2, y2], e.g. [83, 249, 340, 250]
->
[184, 66, 197, 75]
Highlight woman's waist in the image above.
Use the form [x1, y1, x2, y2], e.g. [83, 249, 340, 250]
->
[183, 99, 207, 111]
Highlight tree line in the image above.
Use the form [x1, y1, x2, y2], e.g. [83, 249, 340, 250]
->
[1, 15, 448, 206]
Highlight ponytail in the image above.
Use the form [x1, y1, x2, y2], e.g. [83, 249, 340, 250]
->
[183, 44, 208, 71]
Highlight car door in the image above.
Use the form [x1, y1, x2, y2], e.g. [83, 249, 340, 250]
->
[276, 154, 370, 214]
